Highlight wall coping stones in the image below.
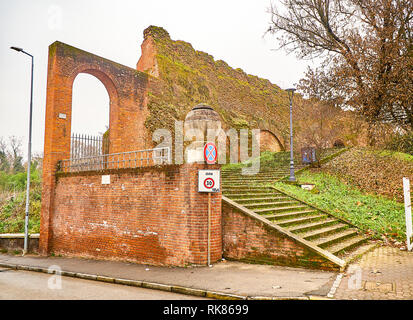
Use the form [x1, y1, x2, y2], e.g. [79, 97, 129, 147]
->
[0, 233, 40, 239]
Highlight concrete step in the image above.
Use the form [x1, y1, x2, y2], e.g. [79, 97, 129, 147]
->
[222, 175, 282, 178]
[222, 181, 280, 185]
[222, 175, 289, 181]
[325, 235, 368, 256]
[224, 193, 280, 198]
[222, 176, 273, 179]
[275, 214, 329, 227]
[224, 191, 280, 196]
[222, 170, 290, 174]
[222, 186, 273, 190]
[299, 223, 349, 240]
[287, 219, 340, 233]
[222, 179, 283, 184]
[222, 183, 275, 187]
[221, 175, 288, 179]
[313, 229, 359, 248]
[222, 174, 287, 179]
[223, 189, 275, 195]
[264, 210, 319, 221]
[222, 186, 274, 193]
[341, 242, 377, 264]
[254, 205, 308, 214]
[233, 196, 291, 203]
[243, 201, 299, 209]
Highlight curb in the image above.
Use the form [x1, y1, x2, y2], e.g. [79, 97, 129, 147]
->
[0, 261, 321, 300]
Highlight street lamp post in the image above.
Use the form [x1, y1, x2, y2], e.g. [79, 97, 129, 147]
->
[10, 46, 33, 255]
[286, 88, 296, 182]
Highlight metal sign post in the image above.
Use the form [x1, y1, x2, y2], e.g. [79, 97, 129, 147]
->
[208, 192, 211, 266]
[198, 169, 220, 266]
[201, 142, 219, 266]
[403, 177, 412, 251]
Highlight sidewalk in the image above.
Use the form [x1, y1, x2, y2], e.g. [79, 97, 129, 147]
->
[334, 246, 413, 300]
[0, 254, 336, 300]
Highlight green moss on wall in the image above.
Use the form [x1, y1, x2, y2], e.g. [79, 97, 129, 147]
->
[140, 26, 305, 143]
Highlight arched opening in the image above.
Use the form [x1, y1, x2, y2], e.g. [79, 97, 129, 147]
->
[260, 130, 284, 152]
[71, 73, 110, 158]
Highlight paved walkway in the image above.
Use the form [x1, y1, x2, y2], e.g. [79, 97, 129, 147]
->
[334, 246, 413, 300]
[0, 254, 336, 299]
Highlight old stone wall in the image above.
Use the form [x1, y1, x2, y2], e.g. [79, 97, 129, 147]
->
[137, 26, 288, 148]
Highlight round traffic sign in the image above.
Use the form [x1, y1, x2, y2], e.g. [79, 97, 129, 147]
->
[204, 142, 217, 164]
[203, 178, 215, 189]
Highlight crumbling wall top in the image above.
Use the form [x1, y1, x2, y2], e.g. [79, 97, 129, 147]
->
[143, 25, 171, 41]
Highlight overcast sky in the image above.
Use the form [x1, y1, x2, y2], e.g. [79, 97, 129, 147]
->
[0, 0, 315, 159]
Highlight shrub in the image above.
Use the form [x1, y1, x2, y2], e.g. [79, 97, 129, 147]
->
[385, 131, 413, 156]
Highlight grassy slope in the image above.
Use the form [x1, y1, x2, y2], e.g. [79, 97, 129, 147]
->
[274, 170, 405, 242]
[322, 148, 413, 202]
[272, 147, 413, 244]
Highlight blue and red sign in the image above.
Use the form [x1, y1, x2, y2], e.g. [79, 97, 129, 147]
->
[204, 142, 217, 164]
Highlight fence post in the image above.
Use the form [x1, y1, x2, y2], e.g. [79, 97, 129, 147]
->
[167, 147, 171, 164]
[403, 177, 412, 251]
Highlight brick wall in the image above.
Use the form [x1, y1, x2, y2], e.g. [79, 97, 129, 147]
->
[222, 201, 339, 271]
[47, 164, 222, 266]
[40, 41, 159, 254]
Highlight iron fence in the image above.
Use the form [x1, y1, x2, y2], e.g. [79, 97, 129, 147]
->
[58, 147, 171, 173]
[70, 133, 109, 159]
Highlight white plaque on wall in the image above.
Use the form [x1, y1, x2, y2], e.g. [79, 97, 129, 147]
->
[101, 175, 110, 185]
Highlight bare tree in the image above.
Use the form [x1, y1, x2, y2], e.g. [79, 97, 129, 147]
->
[0, 137, 10, 172]
[8, 136, 24, 173]
[295, 98, 344, 164]
[32, 152, 44, 173]
[268, 0, 413, 133]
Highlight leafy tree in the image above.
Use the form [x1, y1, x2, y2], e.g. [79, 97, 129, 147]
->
[268, 0, 413, 132]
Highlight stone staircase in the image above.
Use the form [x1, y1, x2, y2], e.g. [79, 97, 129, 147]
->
[221, 154, 376, 269]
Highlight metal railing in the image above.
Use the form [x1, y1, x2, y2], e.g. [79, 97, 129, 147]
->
[58, 147, 171, 173]
[71, 133, 109, 159]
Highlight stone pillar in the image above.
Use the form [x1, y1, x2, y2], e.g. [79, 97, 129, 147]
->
[183, 104, 223, 264]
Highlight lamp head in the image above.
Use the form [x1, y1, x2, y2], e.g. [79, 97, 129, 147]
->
[286, 88, 296, 93]
[10, 46, 24, 52]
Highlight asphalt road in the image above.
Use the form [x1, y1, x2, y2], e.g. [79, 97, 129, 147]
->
[0, 268, 208, 300]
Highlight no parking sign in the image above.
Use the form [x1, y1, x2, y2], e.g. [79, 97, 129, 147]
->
[198, 170, 220, 193]
[204, 142, 218, 164]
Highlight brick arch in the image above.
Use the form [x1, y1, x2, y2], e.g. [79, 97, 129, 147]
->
[260, 129, 285, 152]
[69, 66, 120, 104]
[70, 68, 119, 103]
[40, 41, 152, 254]
[69, 67, 119, 145]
